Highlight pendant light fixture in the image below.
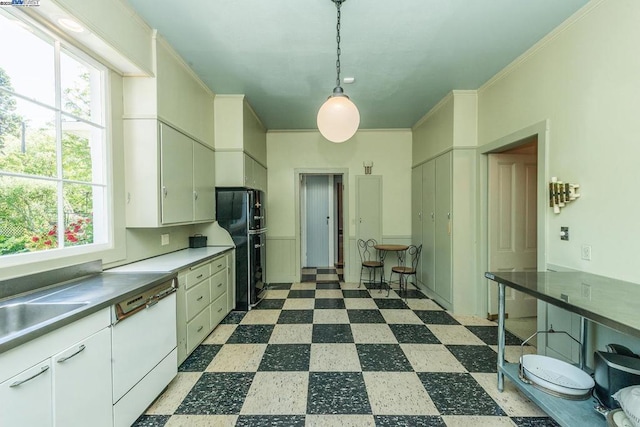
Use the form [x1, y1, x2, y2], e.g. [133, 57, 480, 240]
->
[317, 0, 360, 143]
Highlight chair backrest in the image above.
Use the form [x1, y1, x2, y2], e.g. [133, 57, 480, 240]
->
[406, 244, 422, 272]
[357, 238, 378, 263]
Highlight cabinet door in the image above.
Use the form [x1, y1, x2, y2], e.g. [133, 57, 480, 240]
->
[411, 166, 423, 285]
[0, 360, 52, 427]
[422, 161, 436, 292]
[160, 123, 194, 224]
[435, 152, 452, 307]
[53, 328, 112, 427]
[356, 175, 382, 244]
[193, 143, 216, 221]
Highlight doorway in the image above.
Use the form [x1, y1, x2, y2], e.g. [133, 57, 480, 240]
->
[484, 129, 546, 347]
[300, 173, 345, 282]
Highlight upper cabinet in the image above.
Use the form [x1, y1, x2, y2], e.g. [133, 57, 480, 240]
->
[123, 35, 216, 227]
[125, 121, 215, 227]
[213, 95, 267, 191]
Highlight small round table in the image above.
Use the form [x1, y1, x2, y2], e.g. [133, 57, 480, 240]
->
[373, 244, 409, 295]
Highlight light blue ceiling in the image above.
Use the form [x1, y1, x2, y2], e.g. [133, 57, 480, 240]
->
[125, 0, 590, 130]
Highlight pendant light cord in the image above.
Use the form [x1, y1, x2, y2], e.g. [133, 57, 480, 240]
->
[335, 0, 342, 89]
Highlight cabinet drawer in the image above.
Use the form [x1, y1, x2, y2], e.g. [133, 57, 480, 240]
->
[186, 279, 211, 321]
[185, 263, 211, 289]
[210, 269, 227, 302]
[187, 308, 210, 354]
[210, 293, 227, 329]
[210, 256, 226, 276]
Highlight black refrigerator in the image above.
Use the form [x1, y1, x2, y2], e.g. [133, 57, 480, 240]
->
[216, 188, 267, 310]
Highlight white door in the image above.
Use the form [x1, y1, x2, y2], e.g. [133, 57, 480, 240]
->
[306, 175, 330, 266]
[488, 153, 538, 318]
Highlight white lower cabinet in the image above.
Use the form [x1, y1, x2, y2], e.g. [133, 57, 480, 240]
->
[53, 327, 113, 427]
[0, 308, 112, 427]
[0, 359, 53, 427]
[177, 250, 235, 365]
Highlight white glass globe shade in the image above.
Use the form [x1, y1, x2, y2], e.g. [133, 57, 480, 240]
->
[317, 95, 360, 143]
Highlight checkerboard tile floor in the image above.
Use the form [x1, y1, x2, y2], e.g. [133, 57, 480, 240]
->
[301, 267, 343, 283]
[134, 282, 557, 427]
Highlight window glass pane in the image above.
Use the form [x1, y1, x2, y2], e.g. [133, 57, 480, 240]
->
[0, 176, 58, 254]
[62, 119, 104, 183]
[61, 51, 102, 123]
[63, 183, 95, 247]
[0, 12, 55, 107]
[0, 98, 56, 177]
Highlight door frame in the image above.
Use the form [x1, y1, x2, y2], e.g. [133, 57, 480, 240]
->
[478, 120, 548, 337]
[300, 174, 334, 267]
[295, 168, 349, 281]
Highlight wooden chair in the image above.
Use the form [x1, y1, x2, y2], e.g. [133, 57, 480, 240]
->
[357, 239, 384, 289]
[389, 244, 422, 297]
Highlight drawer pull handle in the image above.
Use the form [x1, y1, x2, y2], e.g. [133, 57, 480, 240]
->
[217, 264, 223, 268]
[57, 345, 86, 363]
[197, 325, 204, 332]
[197, 295, 204, 301]
[196, 274, 203, 279]
[10, 366, 49, 387]
[217, 307, 223, 313]
[217, 283, 223, 288]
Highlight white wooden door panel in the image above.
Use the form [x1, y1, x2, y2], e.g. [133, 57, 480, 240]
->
[488, 153, 537, 317]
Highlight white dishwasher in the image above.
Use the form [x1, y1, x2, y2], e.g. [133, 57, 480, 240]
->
[111, 279, 177, 427]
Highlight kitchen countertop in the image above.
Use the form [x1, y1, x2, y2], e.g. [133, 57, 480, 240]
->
[1, 247, 234, 355]
[0, 271, 175, 354]
[108, 246, 234, 273]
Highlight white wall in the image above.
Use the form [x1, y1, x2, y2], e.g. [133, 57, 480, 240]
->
[478, 0, 640, 283]
[476, 0, 640, 353]
[266, 130, 412, 283]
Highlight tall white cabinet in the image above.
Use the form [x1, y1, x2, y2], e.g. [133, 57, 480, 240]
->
[214, 95, 267, 192]
[412, 150, 475, 313]
[412, 152, 452, 309]
[412, 91, 478, 315]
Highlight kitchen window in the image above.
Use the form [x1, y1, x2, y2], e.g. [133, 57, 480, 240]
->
[0, 10, 109, 263]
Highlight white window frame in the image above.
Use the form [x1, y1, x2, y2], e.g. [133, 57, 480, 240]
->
[0, 9, 113, 269]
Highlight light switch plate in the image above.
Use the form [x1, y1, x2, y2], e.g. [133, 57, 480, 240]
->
[161, 234, 170, 246]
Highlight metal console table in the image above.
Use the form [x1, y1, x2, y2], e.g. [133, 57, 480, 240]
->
[485, 271, 640, 427]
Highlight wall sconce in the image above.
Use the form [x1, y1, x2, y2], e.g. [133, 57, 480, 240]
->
[363, 161, 373, 175]
[549, 176, 580, 214]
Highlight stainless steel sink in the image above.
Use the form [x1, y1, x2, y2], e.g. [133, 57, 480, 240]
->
[0, 302, 88, 338]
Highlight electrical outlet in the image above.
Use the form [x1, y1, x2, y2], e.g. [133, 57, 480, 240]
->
[581, 244, 592, 261]
[581, 283, 591, 300]
[161, 233, 170, 246]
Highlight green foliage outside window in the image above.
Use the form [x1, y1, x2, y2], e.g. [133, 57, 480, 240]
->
[0, 67, 96, 255]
